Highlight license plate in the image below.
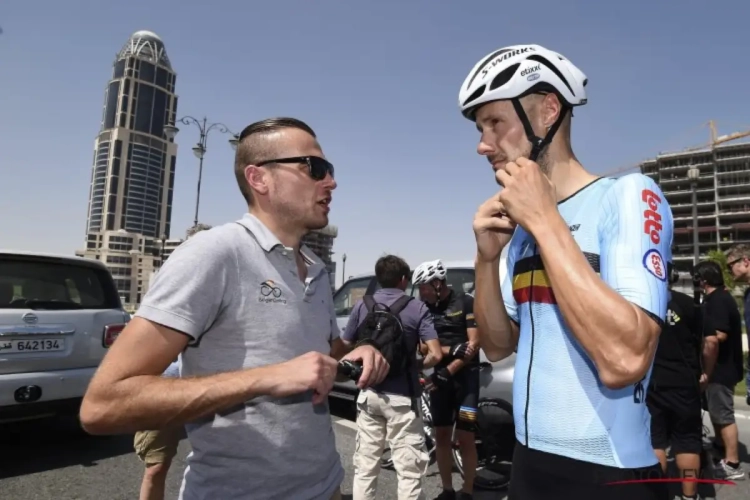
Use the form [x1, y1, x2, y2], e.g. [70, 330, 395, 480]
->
[0, 339, 65, 353]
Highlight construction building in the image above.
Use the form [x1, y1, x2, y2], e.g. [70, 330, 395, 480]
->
[637, 122, 750, 281]
[302, 225, 338, 291]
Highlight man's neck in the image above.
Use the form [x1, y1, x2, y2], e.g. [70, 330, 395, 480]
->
[545, 149, 599, 202]
[705, 285, 718, 295]
[249, 207, 306, 250]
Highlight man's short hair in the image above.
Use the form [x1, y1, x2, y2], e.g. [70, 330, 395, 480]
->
[725, 243, 750, 262]
[694, 260, 724, 288]
[374, 255, 410, 289]
[233, 117, 317, 204]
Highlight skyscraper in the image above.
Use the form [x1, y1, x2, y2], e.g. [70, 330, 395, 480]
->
[77, 30, 181, 309]
[85, 30, 178, 239]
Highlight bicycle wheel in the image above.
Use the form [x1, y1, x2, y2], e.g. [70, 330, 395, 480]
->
[381, 391, 436, 470]
[452, 398, 515, 491]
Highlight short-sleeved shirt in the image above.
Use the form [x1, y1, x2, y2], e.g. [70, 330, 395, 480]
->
[650, 290, 716, 388]
[135, 213, 344, 500]
[704, 287, 744, 388]
[501, 174, 673, 469]
[425, 290, 477, 368]
[342, 288, 438, 398]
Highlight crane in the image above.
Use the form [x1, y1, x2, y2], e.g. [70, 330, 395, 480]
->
[600, 120, 750, 177]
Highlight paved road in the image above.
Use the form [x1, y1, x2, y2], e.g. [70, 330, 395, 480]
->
[0, 401, 748, 500]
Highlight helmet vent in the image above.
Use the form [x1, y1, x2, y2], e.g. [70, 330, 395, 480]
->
[526, 55, 574, 95]
[462, 84, 486, 109]
[489, 63, 520, 91]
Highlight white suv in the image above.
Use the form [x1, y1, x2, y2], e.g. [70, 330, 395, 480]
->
[0, 250, 129, 424]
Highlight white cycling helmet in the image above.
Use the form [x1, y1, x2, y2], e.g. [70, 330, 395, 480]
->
[411, 259, 447, 286]
[458, 44, 588, 161]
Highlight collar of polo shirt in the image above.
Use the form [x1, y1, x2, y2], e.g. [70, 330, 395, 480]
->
[237, 213, 327, 280]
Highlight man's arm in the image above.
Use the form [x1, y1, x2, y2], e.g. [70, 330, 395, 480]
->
[699, 304, 718, 383]
[531, 175, 673, 389]
[474, 251, 519, 362]
[80, 318, 336, 434]
[414, 302, 442, 369]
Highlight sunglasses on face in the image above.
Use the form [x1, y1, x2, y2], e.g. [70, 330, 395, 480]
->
[256, 156, 334, 181]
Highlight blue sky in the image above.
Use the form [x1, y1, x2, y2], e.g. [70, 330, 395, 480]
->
[1, 0, 748, 286]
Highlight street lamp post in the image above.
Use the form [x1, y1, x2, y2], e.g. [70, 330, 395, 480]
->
[342, 253, 347, 286]
[687, 167, 700, 266]
[163, 117, 237, 229]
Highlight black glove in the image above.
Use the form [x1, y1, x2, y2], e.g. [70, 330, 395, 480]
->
[449, 342, 471, 359]
[430, 367, 452, 388]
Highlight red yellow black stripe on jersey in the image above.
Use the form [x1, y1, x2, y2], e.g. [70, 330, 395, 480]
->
[512, 252, 600, 306]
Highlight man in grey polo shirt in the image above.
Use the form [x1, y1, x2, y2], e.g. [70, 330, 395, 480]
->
[80, 117, 389, 500]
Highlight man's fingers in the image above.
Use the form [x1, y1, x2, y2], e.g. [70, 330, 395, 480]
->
[374, 356, 389, 385]
[474, 216, 515, 232]
[503, 161, 521, 176]
[476, 199, 506, 218]
[495, 169, 511, 187]
[356, 350, 374, 389]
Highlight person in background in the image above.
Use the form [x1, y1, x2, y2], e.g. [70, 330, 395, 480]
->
[695, 260, 745, 480]
[411, 259, 479, 500]
[341, 254, 443, 500]
[647, 263, 718, 500]
[725, 243, 750, 406]
[134, 358, 183, 500]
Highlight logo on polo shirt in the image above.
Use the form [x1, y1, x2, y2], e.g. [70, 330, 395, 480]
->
[259, 280, 287, 304]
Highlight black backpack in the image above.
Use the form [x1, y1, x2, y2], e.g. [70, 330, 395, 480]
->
[354, 295, 414, 391]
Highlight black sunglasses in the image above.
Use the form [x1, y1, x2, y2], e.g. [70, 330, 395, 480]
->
[256, 156, 334, 181]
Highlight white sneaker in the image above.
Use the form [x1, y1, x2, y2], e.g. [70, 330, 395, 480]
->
[714, 459, 746, 480]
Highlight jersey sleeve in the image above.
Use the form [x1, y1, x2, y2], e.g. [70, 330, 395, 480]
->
[598, 173, 673, 326]
[501, 239, 519, 324]
[462, 293, 477, 329]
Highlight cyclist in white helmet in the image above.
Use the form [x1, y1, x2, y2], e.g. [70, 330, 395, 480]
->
[459, 44, 673, 499]
[412, 259, 479, 500]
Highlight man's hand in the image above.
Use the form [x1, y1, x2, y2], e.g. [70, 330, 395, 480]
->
[262, 351, 340, 405]
[699, 373, 709, 392]
[494, 157, 559, 235]
[449, 342, 475, 360]
[341, 345, 389, 389]
[427, 366, 453, 392]
[473, 195, 516, 263]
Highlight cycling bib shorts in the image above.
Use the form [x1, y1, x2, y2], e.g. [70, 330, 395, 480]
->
[429, 365, 480, 432]
[501, 173, 673, 469]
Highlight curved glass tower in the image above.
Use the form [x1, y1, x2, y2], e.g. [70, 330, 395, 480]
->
[85, 30, 179, 240]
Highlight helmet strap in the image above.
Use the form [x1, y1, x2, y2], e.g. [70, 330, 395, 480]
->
[511, 98, 570, 162]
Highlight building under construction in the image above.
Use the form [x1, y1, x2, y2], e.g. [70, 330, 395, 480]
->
[302, 225, 338, 291]
[637, 121, 750, 277]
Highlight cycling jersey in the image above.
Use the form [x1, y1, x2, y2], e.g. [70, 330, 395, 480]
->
[426, 290, 477, 366]
[501, 173, 673, 469]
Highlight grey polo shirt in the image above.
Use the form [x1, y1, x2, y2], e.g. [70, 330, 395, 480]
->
[135, 213, 344, 500]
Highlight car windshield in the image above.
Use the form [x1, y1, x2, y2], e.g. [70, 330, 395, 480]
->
[373, 268, 476, 299]
[0, 257, 121, 310]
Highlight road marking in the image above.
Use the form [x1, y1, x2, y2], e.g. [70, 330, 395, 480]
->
[332, 416, 358, 431]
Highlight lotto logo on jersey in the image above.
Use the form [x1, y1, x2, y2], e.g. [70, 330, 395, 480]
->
[643, 249, 666, 282]
[642, 189, 663, 244]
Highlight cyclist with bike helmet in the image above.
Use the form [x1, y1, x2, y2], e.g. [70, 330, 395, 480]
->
[412, 259, 479, 500]
[460, 44, 673, 499]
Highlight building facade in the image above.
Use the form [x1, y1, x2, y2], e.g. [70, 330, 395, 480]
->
[302, 225, 338, 291]
[639, 141, 750, 279]
[78, 30, 180, 310]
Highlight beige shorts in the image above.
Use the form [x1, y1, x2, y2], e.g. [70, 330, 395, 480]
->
[133, 425, 184, 466]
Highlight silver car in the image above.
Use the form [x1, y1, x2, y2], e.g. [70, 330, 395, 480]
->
[0, 250, 129, 424]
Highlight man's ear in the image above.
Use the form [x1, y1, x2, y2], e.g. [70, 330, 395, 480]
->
[245, 165, 270, 197]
